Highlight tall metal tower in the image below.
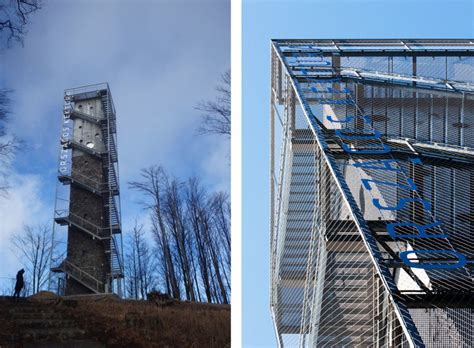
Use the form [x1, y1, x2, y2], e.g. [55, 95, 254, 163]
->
[270, 40, 474, 347]
[50, 83, 124, 296]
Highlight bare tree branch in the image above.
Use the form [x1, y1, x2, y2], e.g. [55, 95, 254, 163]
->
[195, 70, 231, 137]
[129, 166, 181, 299]
[129, 167, 231, 304]
[125, 220, 156, 299]
[0, 0, 42, 47]
[10, 224, 52, 294]
[0, 88, 21, 198]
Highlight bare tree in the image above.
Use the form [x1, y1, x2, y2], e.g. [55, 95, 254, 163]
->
[0, 1, 42, 193]
[183, 178, 230, 304]
[125, 221, 155, 299]
[130, 166, 231, 304]
[10, 224, 52, 294]
[129, 166, 181, 299]
[163, 179, 196, 301]
[0, 0, 42, 47]
[0, 89, 20, 197]
[210, 191, 230, 271]
[195, 70, 231, 137]
[0, 2, 41, 193]
[186, 178, 213, 302]
[209, 191, 231, 300]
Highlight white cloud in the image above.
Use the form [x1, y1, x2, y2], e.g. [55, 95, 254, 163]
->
[200, 137, 230, 192]
[0, 172, 50, 285]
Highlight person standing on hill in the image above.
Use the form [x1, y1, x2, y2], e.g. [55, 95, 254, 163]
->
[13, 269, 25, 298]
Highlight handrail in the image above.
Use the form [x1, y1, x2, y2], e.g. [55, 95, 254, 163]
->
[65, 83, 109, 96]
[291, 64, 474, 94]
[110, 236, 124, 275]
[59, 170, 117, 193]
[68, 212, 108, 238]
[106, 196, 121, 227]
[387, 136, 474, 156]
[63, 260, 103, 293]
[340, 67, 474, 88]
[55, 209, 111, 239]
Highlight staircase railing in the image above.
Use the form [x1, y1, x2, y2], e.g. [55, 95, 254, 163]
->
[59, 170, 118, 195]
[62, 260, 104, 293]
[110, 236, 124, 278]
[55, 210, 111, 240]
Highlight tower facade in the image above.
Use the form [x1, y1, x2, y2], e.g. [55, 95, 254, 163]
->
[51, 83, 124, 296]
[270, 40, 474, 347]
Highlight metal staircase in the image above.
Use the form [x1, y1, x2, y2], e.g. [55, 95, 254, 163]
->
[106, 196, 121, 232]
[100, 89, 124, 283]
[100, 93, 118, 163]
[315, 252, 374, 346]
[54, 210, 111, 240]
[109, 236, 124, 279]
[58, 170, 119, 196]
[52, 260, 105, 294]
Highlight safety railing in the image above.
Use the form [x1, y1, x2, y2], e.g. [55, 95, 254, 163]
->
[62, 260, 104, 293]
[55, 210, 111, 240]
[59, 170, 118, 195]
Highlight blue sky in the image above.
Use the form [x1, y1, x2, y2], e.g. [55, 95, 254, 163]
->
[242, 0, 474, 346]
[0, 0, 229, 289]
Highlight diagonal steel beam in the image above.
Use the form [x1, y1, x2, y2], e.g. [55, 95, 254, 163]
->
[273, 42, 426, 348]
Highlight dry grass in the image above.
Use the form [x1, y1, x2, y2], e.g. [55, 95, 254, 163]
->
[0, 294, 230, 347]
[66, 297, 230, 347]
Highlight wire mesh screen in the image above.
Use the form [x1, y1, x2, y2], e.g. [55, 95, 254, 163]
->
[271, 40, 474, 348]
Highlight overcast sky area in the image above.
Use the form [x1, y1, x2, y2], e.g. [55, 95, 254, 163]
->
[0, 0, 229, 289]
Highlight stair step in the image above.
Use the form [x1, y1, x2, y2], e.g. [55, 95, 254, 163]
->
[16, 319, 77, 329]
[9, 307, 58, 314]
[11, 314, 68, 322]
[24, 339, 105, 348]
[0, 296, 30, 302]
[20, 328, 86, 341]
[9, 307, 61, 316]
[319, 319, 372, 327]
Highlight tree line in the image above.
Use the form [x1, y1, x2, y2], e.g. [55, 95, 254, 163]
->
[127, 166, 230, 304]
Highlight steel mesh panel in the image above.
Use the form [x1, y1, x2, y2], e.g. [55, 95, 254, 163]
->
[271, 77, 413, 347]
[410, 308, 474, 347]
[271, 39, 474, 348]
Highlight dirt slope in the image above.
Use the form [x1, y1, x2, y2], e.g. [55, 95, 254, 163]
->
[0, 293, 230, 347]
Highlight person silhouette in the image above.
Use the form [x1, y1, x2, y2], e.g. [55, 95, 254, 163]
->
[13, 269, 25, 298]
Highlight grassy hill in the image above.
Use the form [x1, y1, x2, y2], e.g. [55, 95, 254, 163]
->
[0, 292, 230, 347]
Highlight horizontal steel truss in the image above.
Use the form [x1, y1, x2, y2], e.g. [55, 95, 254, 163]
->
[292, 133, 474, 168]
[55, 210, 120, 237]
[275, 38, 474, 57]
[51, 259, 105, 293]
[274, 42, 427, 348]
[58, 172, 119, 196]
[294, 71, 474, 96]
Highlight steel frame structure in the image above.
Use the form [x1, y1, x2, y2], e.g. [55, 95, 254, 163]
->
[270, 39, 474, 347]
[49, 83, 124, 296]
